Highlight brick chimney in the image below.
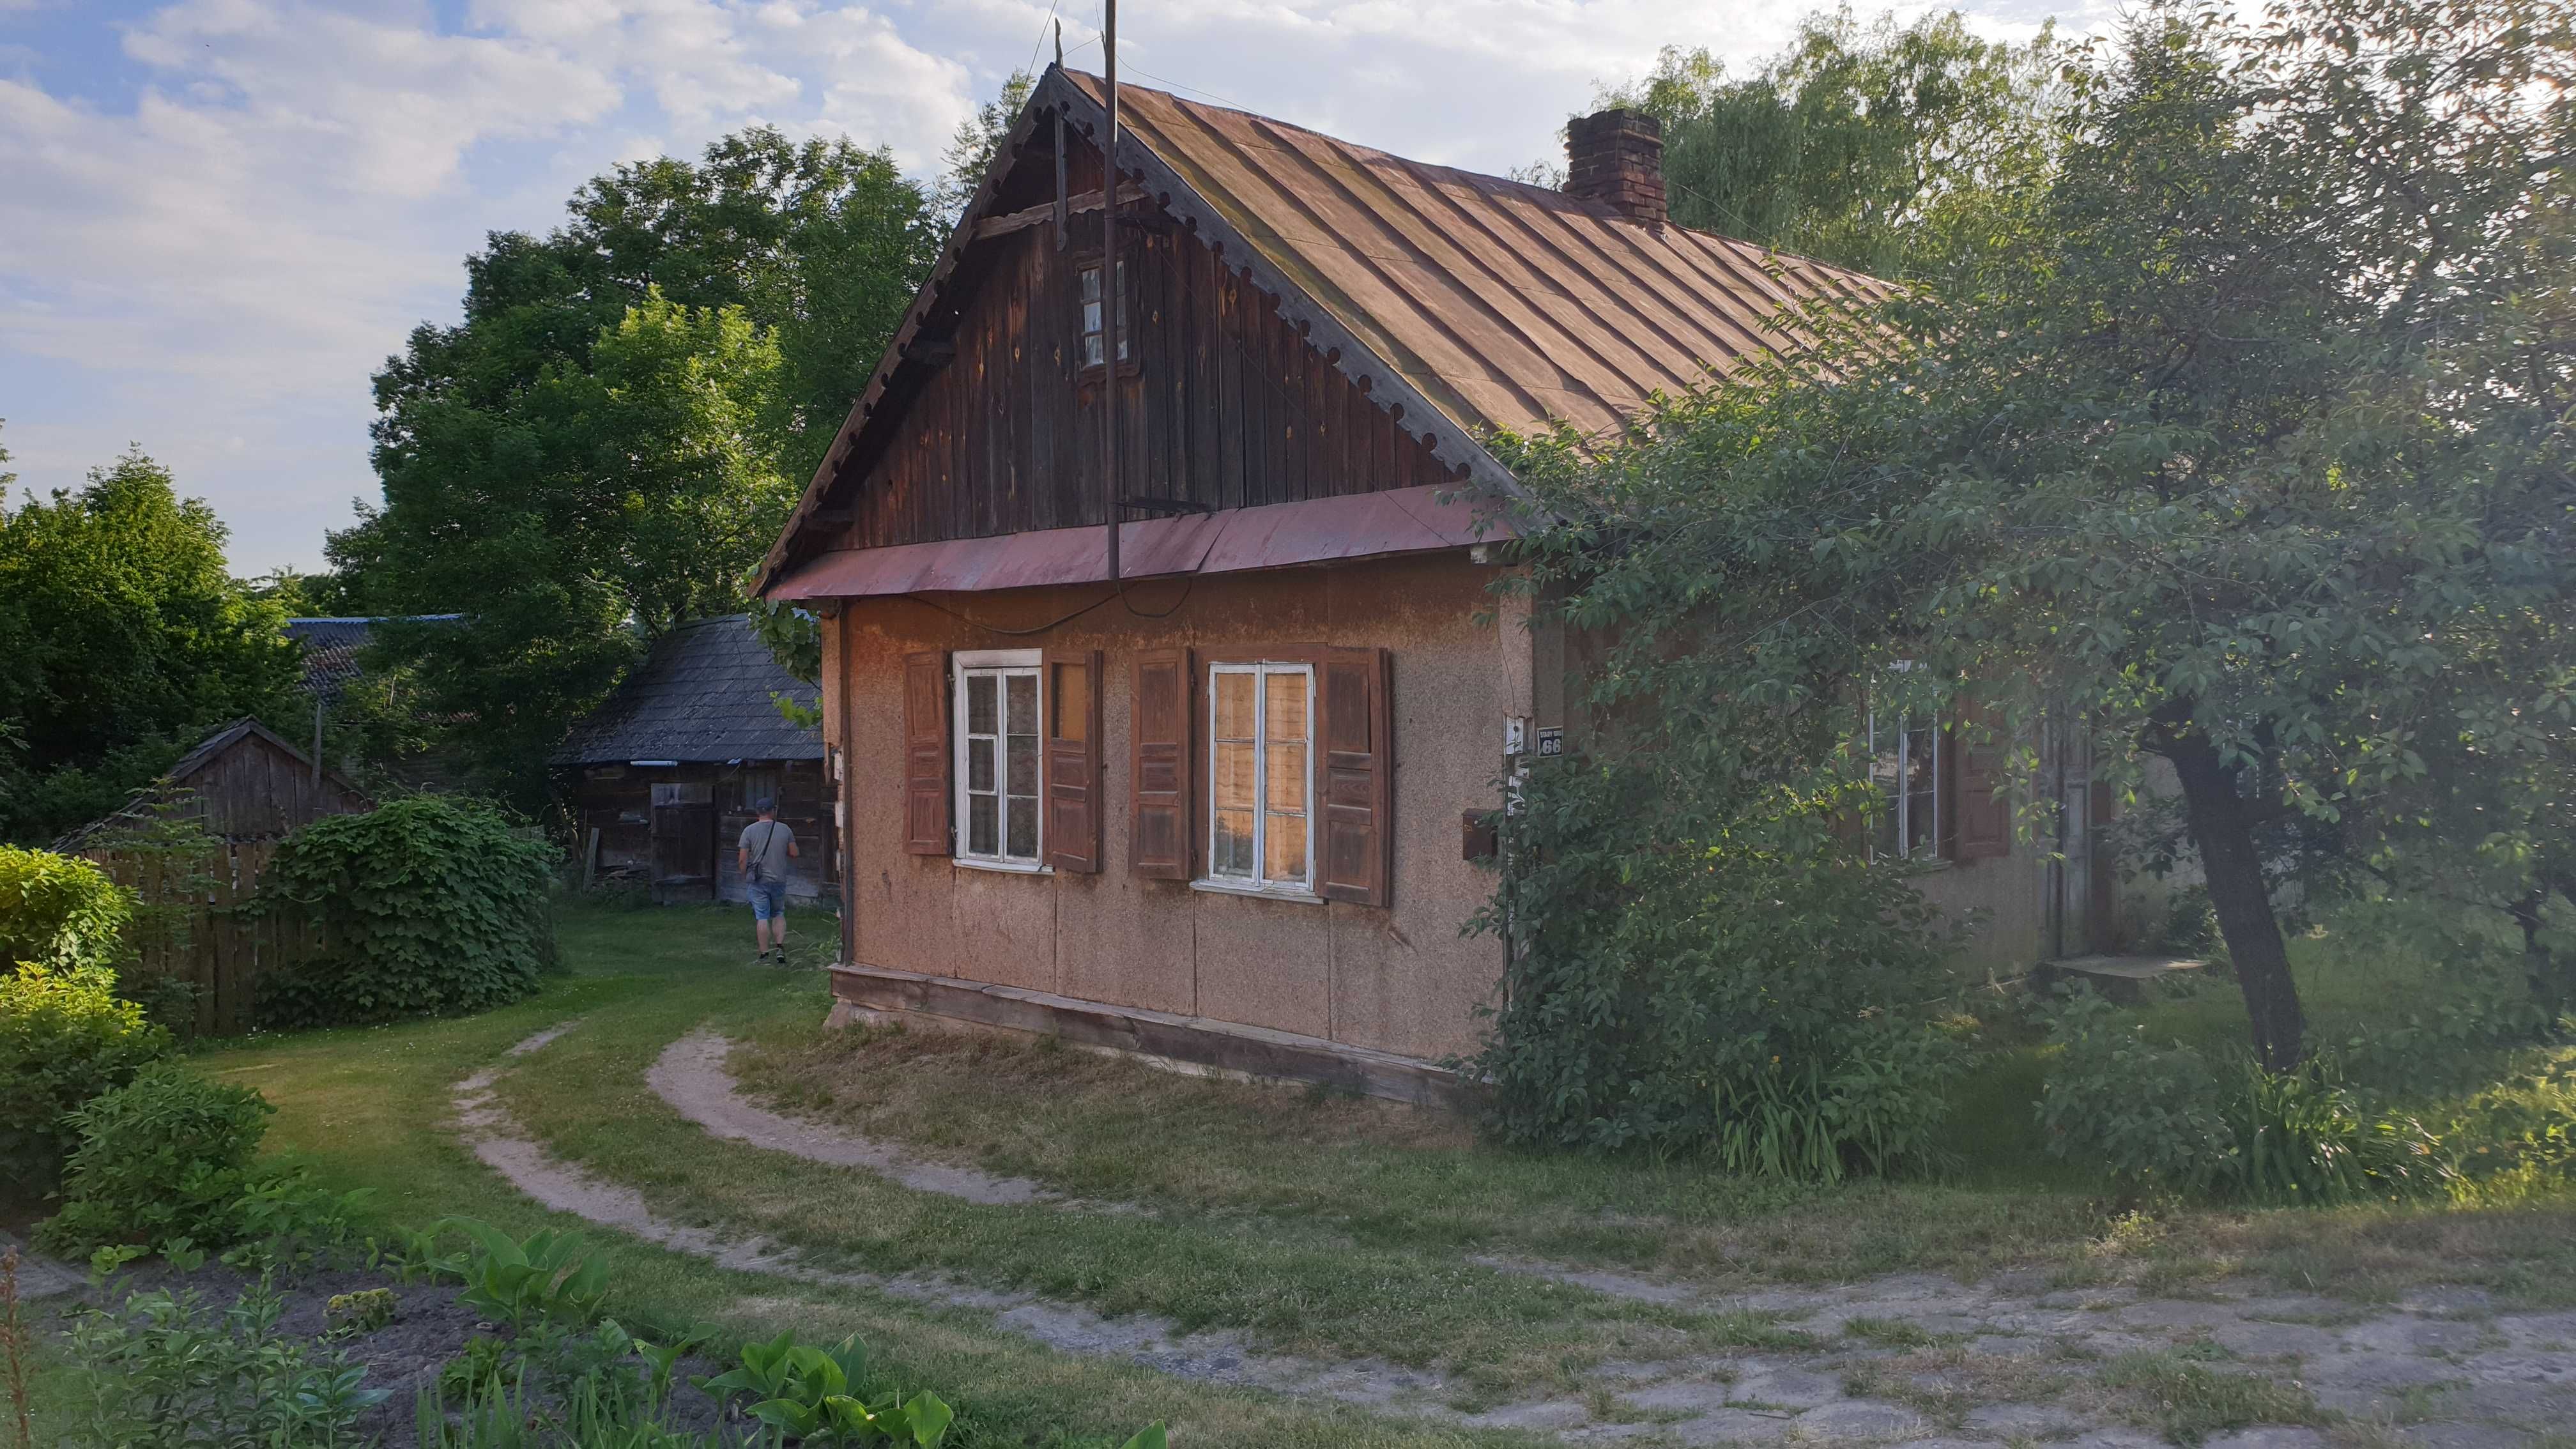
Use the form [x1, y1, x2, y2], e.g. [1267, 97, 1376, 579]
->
[1564, 108, 1666, 225]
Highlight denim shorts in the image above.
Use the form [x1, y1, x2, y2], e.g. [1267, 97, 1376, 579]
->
[747, 879, 789, 921]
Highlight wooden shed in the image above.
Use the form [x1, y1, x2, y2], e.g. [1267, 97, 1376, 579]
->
[553, 616, 834, 905]
[53, 717, 368, 1036]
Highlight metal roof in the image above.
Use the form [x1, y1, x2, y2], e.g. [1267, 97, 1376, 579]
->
[756, 66, 1892, 598]
[283, 615, 462, 702]
[1060, 71, 1894, 444]
[551, 616, 822, 766]
[769, 484, 1511, 601]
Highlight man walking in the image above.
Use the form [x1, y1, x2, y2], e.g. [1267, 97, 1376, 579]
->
[737, 798, 799, 963]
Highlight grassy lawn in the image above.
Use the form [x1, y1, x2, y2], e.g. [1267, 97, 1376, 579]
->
[34, 898, 2576, 1447]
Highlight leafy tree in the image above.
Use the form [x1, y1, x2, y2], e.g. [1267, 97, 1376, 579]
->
[1503, 0, 2574, 1073]
[1604, 8, 2061, 277]
[355, 128, 935, 802]
[0, 450, 300, 841]
[931, 71, 1036, 225]
[364, 293, 792, 803]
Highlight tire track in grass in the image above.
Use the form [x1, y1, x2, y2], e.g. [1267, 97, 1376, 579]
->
[453, 1025, 1499, 1423]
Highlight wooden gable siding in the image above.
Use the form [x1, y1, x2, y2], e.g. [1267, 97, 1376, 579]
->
[188, 733, 367, 841]
[834, 208, 1464, 551]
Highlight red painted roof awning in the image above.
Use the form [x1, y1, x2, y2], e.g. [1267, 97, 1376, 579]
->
[765, 486, 1514, 602]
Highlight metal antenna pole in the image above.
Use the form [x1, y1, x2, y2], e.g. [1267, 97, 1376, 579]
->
[1101, 0, 1122, 584]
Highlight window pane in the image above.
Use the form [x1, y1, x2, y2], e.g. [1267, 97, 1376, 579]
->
[1213, 741, 1255, 811]
[1212, 808, 1255, 877]
[1264, 670, 1308, 743]
[1264, 810, 1307, 883]
[1051, 661, 1089, 742]
[1006, 794, 1038, 858]
[967, 673, 996, 736]
[1081, 334, 1103, 367]
[1903, 724, 1936, 793]
[1006, 673, 1036, 732]
[1006, 732, 1038, 797]
[968, 793, 998, 857]
[1906, 788, 1938, 855]
[967, 734, 995, 794]
[1213, 671, 1255, 740]
[1264, 742, 1307, 813]
[1081, 267, 1100, 302]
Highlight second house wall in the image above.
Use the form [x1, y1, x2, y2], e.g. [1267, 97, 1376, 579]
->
[830, 553, 1526, 1063]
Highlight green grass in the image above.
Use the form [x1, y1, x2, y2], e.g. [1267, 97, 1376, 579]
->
[2099, 1349, 2327, 1444]
[31, 898, 2576, 1448]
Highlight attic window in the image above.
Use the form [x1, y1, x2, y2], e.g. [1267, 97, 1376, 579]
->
[1078, 261, 1129, 368]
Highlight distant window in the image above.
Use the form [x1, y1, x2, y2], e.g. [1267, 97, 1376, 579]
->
[1078, 260, 1130, 368]
[1868, 710, 1940, 861]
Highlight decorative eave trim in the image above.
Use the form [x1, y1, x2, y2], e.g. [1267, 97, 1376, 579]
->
[753, 65, 1541, 599]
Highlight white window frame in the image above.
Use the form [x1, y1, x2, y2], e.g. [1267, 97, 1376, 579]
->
[952, 648, 1046, 872]
[1866, 709, 1941, 862]
[1077, 259, 1130, 368]
[1200, 659, 1315, 898]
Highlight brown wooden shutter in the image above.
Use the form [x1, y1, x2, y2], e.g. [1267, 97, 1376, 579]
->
[901, 652, 949, 855]
[1951, 705, 2011, 861]
[1130, 648, 1193, 878]
[1318, 646, 1393, 905]
[1045, 650, 1103, 873]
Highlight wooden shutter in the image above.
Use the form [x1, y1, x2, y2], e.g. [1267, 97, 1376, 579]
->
[901, 652, 949, 855]
[1045, 650, 1103, 873]
[1130, 648, 1193, 878]
[1949, 705, 2011, 861]
[1318, 646, 1393, 905]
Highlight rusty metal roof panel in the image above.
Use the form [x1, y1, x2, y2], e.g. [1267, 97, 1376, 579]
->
[769, 486, 1511, 602]
[1070, 71, 1894, 449]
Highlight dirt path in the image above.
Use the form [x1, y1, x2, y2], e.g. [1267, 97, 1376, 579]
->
[471, 1024, 2576, 1446]
[456, 1025, 1471, 1417]
[647, 1031, 1055, 1207]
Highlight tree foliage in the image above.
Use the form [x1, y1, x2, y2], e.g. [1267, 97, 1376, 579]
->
[348, 129, 935, 803]
[1503, 0, 2575, 1074]
[1607, 8, 2062, 277]
[0, 450, 301, 841]
[257, 795, 558, 1027]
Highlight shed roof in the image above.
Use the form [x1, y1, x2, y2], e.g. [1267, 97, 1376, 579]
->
[284, 615, 462, 701]
[552, 616, 822, 766]
[51, 717, 365, 851]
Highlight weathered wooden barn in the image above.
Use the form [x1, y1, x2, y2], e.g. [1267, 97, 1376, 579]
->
[756, 69, 2135, 1103]
[554, 616, 832, 906]
[55, 717, 367, 1036]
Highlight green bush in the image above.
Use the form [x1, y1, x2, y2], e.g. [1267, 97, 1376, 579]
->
[257, 795, 557, 1027]
[1472, 761, 1964, 1163]
[0, 844, 130, 972]
[37, 1064, 275, 1258]
[0, 963, 173, 1188]
[57, 1275, 387, 1448]
[2037, 990, 2453, 1204]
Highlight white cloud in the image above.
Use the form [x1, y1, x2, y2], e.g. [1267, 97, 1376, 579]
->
[0, 0, 2109, 572]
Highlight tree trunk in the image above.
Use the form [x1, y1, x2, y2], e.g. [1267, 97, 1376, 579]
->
[2163, 731, 2306, 1071]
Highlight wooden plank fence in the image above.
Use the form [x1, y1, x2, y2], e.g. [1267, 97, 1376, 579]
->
[82, 841, 321, 1038]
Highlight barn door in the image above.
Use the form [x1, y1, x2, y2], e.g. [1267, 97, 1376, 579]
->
[650, 781, 715, 900]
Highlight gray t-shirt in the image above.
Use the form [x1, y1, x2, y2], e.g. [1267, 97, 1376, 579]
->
[739, 819, 794, 884]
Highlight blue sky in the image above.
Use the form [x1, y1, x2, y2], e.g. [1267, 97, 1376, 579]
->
[0, 0, 2097, 576]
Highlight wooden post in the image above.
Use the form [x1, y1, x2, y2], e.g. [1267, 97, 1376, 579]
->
[1101, 0, 1122, 585]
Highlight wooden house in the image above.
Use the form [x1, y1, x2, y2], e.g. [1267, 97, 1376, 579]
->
[756, 70, 2131, 1104]
[554, 616, 834, 906]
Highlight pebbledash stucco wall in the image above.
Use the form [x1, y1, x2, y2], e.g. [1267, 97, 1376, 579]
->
[822, 551, 1530, 1064]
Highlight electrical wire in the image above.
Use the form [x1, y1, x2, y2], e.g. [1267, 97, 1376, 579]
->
[895, 569, 1197, 636]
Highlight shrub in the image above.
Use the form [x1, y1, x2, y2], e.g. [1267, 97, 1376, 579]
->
[0, 963, 173, 1188]
[36, 1066, 274, 1259]
[56, 1276, 386, 1448]
[0, 845, 130, 973]
[257, 795, 557, 1027]
[2037, 991, 2453, 1204]
[1473, 759, 1964, 1163]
